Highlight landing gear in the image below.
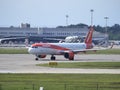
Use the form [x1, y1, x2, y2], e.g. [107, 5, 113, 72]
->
[35, 57, 38, 61]
[35, 55, 39, 61]
[51, 55, 56, 60]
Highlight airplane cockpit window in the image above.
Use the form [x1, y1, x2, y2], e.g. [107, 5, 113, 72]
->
[32, 46, 38, 48]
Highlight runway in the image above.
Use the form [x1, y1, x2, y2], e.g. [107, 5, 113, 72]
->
[0, 54, 120, 74]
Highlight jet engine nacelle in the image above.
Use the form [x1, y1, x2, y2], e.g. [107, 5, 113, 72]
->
[64, 51, 74, 60]
[38, 55, 46, 58]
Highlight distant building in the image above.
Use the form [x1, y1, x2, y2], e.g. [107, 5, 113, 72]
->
[21, 23, 30, 28]
[0, 24, 107, 44]
[0, 26, 88, 38]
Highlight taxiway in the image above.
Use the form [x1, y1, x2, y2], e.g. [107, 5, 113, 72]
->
[0, 54, 120, 74]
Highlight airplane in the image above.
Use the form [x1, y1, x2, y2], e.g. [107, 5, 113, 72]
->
[0, 37, 26, 44]
[28, 26, 96, 60]
[59, 36, 84, 43]
[43, 35, 84, 43]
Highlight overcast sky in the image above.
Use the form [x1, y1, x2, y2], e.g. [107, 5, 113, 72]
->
[0, 0, 120, 27]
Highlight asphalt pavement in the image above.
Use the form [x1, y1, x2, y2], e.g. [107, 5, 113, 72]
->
[0, 54, 120, 74]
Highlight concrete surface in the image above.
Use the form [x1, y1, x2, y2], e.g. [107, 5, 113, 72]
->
[0, 54, 120, 74]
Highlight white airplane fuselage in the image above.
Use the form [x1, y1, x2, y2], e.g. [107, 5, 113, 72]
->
[28, 43, 86, 55]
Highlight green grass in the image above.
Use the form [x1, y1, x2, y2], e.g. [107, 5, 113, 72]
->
[0, 48, 28, 54]
[0, 74, 120, 90]
[37, 62, 120, 69]
[0, 48, 120, 54]
[87, 49, 120, 54]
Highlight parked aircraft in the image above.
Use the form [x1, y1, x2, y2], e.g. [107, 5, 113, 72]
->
[43, 35, 84, 43]
[0, 37, 26, 44]
[28, 26, 95, 60]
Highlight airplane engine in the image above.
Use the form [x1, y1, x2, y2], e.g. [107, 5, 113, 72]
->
[38, 55, 46, 58]
[64, 51, 74, 60]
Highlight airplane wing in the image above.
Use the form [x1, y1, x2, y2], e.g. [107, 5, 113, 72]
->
[59, 45, 113, 55]
[72, 45, 113, 54]
[0, 37, 26, 43]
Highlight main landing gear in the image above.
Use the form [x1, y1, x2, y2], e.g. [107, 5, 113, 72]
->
[35, 55, 39, 61]
[51, 55, 56, 60]
[35, 55, 56, 61]
[35, 57, 39, 61]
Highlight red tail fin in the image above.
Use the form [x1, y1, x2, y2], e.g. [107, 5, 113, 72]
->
[85, 26, 94, 49]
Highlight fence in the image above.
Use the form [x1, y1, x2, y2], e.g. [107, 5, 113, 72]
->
[0, 81, 120, 90]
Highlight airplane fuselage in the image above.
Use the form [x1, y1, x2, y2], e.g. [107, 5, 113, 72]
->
[28, 43, 86, 55]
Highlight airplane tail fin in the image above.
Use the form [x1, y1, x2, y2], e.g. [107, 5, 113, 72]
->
[85, 26, 94, 49]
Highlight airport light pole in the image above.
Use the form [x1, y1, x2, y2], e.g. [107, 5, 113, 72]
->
[90, 9, 94, 27]
[104, 17, 109, 33]
[104, 16, 109, 46]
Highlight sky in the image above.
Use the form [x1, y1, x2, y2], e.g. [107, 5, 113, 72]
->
[0, 0, 120, 27]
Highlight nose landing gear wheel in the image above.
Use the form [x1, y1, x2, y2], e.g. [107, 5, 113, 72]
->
[35, 58, 38, 61]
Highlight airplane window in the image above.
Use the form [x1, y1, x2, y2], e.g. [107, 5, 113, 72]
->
[32, 46, 38, 48]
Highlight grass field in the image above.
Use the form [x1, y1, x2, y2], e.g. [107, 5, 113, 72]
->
[0, 74, 120, 90]
[86, 48, 120, 54]
[37, 62, 120, 69]
[0, 48, 28, 54]
[0, 48, 120, 54]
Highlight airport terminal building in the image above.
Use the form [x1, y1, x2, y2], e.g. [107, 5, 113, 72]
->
[0, 24, 106, 44]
